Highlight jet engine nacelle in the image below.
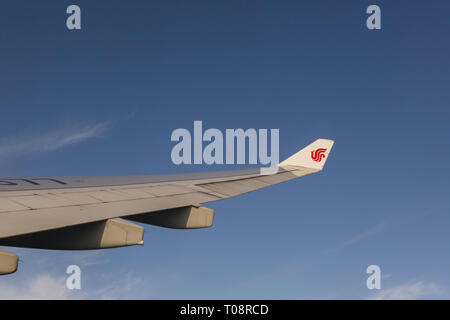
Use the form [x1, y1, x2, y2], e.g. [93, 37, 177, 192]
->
[0, 218, 144, 250]
[0, 249, 18, 275]
[127, 205, 215, 229]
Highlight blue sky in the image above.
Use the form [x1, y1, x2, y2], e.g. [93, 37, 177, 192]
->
[0, 0, 449, 299]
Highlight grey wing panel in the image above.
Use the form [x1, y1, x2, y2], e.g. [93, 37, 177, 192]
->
[0, 169, 262, 192]
[194, 166, 318, 198]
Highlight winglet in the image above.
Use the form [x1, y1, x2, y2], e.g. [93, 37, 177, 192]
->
[279, 138, 334, 171]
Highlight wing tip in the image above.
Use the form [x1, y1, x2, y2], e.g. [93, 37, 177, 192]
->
[279, 138, 334, 170]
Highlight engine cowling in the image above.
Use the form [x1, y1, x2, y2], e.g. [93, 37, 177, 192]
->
[0, 218, 144, 250]
[127, 206, 214, 229]
[0, 249, 18, 275]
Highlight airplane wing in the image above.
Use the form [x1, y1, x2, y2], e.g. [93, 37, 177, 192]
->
[0, 138, 334, 274]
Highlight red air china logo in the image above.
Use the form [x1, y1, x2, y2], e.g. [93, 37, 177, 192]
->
[311, 148, 327, 162]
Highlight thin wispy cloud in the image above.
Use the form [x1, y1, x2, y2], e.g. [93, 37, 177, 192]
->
[338, 222, 385, 249]
[0, 121, 111, 160]
[0, 273, 83, 300]
[91, 272, 145, 300]
[323, 221, 387, 255]
[330, 204, 449, 254]
[371, 281, 445, 300]
[0, 271, 147, 300]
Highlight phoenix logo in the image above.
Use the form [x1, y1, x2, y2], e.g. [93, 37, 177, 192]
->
[311, 148, 327, 162]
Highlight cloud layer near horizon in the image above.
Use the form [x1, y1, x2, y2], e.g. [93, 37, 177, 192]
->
[371, 281, 444, 300]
